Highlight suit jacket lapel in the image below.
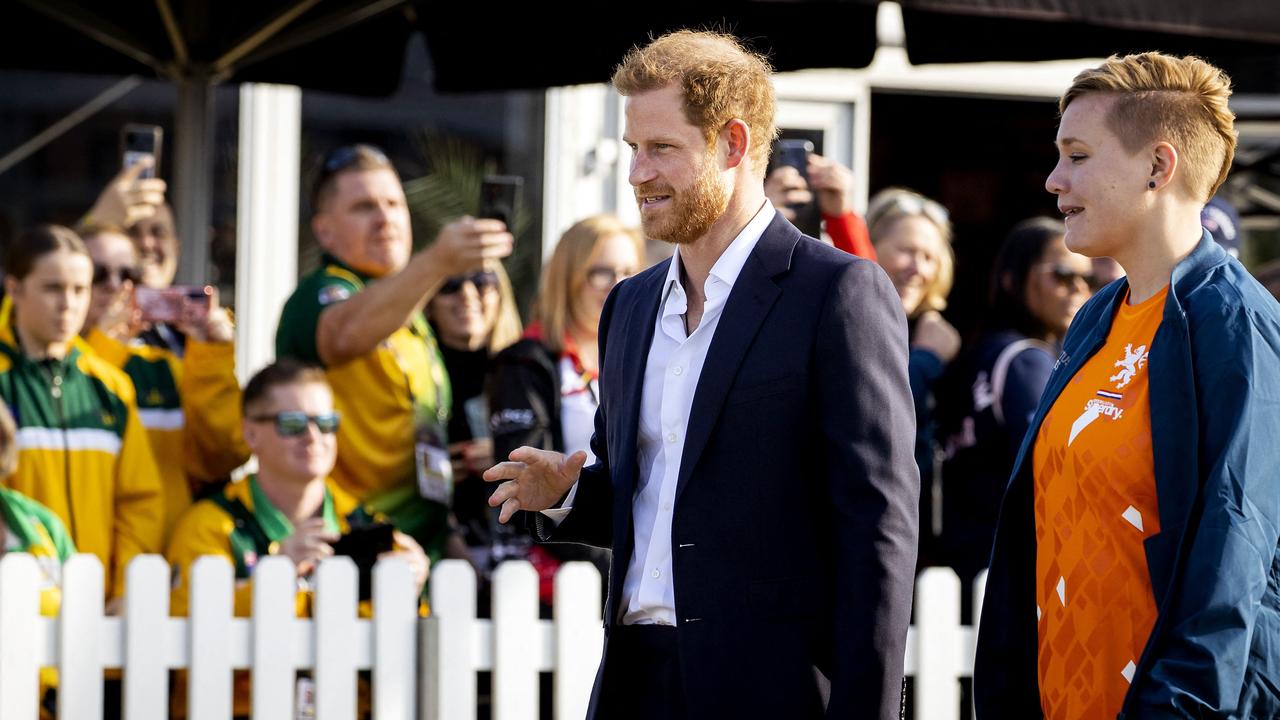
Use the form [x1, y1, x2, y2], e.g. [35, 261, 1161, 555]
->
[611, 264, 665, 500]
[674, 216, 798, 503]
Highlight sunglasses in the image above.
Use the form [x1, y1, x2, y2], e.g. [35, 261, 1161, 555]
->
[92, 264, 141, 286]
[438, 270, 499, 296]
[1038, 263, 1099, 290]
[248, 411, 340, 437]
[585, 266, 634, 291]
[873, 193, 951, 230]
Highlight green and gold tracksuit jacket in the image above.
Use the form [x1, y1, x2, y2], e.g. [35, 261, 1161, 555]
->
[84, 329, 249, 539]
[0, 310, 164, 600]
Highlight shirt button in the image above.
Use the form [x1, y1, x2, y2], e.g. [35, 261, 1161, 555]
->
[662, 503, 672, 512]
[672, 366, 683, 376]
[666, 432, 677, 443]
[651, 569, 661, 579]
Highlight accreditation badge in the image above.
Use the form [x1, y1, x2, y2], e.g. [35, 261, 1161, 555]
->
[415, 414, 453, 505]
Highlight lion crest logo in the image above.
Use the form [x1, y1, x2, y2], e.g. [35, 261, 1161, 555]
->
[1110, 343, 1148, 390]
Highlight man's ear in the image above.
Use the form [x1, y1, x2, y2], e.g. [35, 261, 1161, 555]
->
[241, 419, 261, 455]
[1149, 141, 1179, 192]
[312, 213, 332, 252]
[722, 119, 751, 171]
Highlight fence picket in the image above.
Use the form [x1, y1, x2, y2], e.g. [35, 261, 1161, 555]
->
[314, 557, 359, 720]
[59, 554, 105, 719]
[491, 561, 540, 720]
[123, 555, 171, 720]
[424, 560, 477, 720]
[0, 554, 42, 720]
[372, 557, 417, 720]
[251, 556, 298, 720]
[189, 556, 235, 720]
[552, 562, 602, 720]
[915, 568, 962, 720]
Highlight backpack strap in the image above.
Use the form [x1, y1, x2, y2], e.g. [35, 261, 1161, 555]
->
[990, 338, 1055, 427]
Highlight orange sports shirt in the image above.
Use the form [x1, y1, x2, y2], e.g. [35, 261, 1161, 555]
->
[1033, 286, 1167, 719]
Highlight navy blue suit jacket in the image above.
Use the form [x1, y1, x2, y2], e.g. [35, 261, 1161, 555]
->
[540, 215, 919, 719]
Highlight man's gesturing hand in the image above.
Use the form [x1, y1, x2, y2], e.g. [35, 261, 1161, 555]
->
[483, 447, 588, 523]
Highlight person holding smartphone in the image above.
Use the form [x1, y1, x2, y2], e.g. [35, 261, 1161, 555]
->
[78, 225, 248, 538]
[167, 359, 427, 717]
[0, 224, 163, 603]
[975, 53, 1280, 719]
[275, 144, 512, 564]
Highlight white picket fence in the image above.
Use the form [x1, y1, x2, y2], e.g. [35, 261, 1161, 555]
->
[0, 554, 984, 720]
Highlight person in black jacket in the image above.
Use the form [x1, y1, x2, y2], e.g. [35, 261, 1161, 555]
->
[937, 217, 1094, 617]
[425, 260, 522, 575]
[488, 214, 642, 605]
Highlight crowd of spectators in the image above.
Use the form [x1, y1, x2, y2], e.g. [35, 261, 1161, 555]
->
[0, 134, 1275, 717]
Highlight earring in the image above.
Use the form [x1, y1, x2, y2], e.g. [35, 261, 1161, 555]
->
[1148, 181, 1156, 189]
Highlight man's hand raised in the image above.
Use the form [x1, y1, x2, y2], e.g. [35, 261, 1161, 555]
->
[484, 447, 588, 523]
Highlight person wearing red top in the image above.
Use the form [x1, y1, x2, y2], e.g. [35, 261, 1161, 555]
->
[764, 153, 876, 259]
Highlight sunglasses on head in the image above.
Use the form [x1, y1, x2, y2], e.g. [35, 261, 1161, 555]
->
[311, 144, 391, 206]
[249, 411, 340, 437]
[438, 270, 499, 296]
[1039, 263, 1099, 290]
[92, 264, 140, 286]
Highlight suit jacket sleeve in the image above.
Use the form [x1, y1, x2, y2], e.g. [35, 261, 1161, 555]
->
[816, 259, 920, 720]
[528, 283, 622, 550]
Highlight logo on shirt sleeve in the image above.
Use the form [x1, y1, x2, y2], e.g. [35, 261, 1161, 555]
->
[318, 284, 352, 306]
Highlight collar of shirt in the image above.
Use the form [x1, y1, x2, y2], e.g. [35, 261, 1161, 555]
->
[660, 200, 776, 325]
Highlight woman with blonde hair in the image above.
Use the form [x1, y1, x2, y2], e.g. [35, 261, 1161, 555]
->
[867, 187, 959, 563]
[976, 53, 1280, 719]
[487, 213, 642, 602]
[425, 259, 522, 567]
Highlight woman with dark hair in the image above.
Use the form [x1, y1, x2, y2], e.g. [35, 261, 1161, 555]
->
[939, 217, 1094, 597]
[0, 224, 162, 603]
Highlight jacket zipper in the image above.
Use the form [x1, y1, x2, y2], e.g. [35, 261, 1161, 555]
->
[49, 364, 73, 537]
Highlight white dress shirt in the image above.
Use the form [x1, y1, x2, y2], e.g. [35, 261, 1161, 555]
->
[539, 201, 775, 626]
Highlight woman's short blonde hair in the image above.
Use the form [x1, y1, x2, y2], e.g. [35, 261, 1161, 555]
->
[1061, 52, 1237, 202]
[534, 214, 643, 355]
[866, 187, 955, 316]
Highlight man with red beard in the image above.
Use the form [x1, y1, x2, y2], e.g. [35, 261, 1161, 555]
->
[486, 30, 918, 720]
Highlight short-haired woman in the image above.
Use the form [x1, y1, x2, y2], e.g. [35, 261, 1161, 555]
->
[976, 53, 1280, 719]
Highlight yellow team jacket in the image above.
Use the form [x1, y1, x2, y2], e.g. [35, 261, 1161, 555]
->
[0, 310, 163, 600]
[84, 329, 249, 539]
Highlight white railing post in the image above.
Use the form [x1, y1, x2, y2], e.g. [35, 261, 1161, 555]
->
[189, 556, 235, 720]
[0, 554, 42, 720]
[373, 557, 418, 720]
[552, 562, 603, 720]
[251, 556, 298, 720]
[123, 555, 171, 720]
[915, 567, 963, 720]
[491, 562, 540, 720]
[314, 557, 360, 720]
[424, 560, 477, 720]
[59, 554, 105, 719]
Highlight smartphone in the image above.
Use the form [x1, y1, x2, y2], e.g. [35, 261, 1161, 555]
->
[121, 124, 163, 179]
[777, 139, 814, 182]
[478, 175, 523, 229]
[330, 522, 396, 600]
[135, 285, 213, 325]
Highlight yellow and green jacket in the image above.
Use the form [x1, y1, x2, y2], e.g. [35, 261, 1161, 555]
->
[0, 310, 164, 599]
[1, 486, 74, 717]
[85, 329, 249, 539]
[165, 475, 415, 718]
[275, 254, 453, 559]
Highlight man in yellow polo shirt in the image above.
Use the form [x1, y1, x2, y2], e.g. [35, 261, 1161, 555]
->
[275, 145, 511, 561]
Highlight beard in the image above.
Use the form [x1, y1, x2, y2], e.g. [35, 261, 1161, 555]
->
[635, 154, 728, 246]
